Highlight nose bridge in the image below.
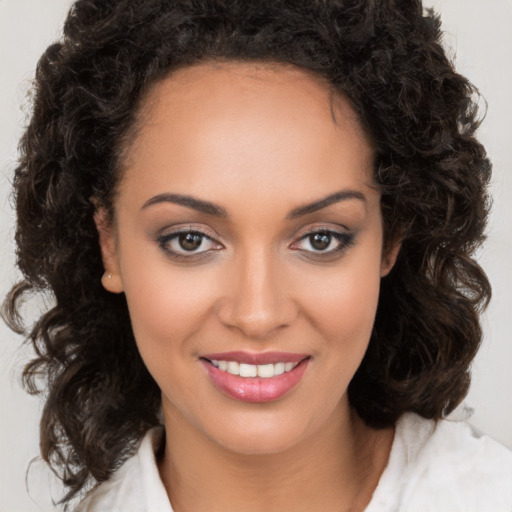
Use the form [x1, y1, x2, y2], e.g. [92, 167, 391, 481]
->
[218, 245, 295, 338]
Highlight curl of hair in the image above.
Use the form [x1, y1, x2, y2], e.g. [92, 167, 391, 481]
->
[2, 0, 491, 504]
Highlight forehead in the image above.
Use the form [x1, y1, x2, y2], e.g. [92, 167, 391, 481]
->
[136, 61, 370, 149]
[118, 61, 376, 207]
[141, 62, 355, 122]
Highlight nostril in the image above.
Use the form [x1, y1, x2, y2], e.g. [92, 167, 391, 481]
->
[214, 277, 298, 339]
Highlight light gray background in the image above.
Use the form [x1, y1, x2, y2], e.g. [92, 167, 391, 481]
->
[1, 1, 511, 510]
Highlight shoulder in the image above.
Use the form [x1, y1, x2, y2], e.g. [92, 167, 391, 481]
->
[76, 426, 172, 512]
[402, 412, 512, 483]
[369, 413, 512, 512]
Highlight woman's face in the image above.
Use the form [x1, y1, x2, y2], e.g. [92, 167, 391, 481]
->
[99, 62, 397, 455]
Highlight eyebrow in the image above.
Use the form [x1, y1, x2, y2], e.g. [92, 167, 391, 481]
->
[285, 189, 366, 220]
[141, 189, 366, 219]
[141, 193, 228, 217]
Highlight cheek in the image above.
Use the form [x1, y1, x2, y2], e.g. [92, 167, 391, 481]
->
[120, 261, 221, 411]
[299, 251, 382, 354]
[119, 251, 218, 360]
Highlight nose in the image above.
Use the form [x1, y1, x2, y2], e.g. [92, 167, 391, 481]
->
[216, 248, 298, 339]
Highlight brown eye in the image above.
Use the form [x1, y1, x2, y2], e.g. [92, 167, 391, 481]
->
[179, 232, 203, 251]
[157, 230, 221, 258]
[309, 232, 331, 251]
[290, 229, 356, 257]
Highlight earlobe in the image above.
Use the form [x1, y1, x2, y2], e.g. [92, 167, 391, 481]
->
[94, 206, 124, 293]
[100, 271, 123, 293]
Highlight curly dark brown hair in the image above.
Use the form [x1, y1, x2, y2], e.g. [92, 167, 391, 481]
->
[2, 0, 491, 505]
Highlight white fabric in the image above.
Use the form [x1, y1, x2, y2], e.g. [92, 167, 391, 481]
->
[77, 413, 512, 512]
[365, 413, 512, 512]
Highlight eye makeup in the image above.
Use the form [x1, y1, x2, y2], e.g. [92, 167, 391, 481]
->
[154, 223, 357, 264]
[290, 228, 356, 261]
[156, 226, 224, 263]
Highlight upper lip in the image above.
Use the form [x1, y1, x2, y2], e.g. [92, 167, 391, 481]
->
[201, 351, 310, 365]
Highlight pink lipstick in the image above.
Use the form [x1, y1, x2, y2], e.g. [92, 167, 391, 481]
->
[200, 351, 310, 403]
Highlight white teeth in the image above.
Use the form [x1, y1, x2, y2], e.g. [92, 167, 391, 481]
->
[239, 363, 257, 377]
[227, 361, 239, 374]
[274, 362, 285, 375]
[210, 360, 300, 378]
[257, 364, 275, 378]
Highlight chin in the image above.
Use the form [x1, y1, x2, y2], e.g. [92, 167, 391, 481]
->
[201, 406, 324, 457]
[213, 427, 306, 457]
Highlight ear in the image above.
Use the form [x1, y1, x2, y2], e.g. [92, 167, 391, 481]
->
[380, 238, 401, 277]
[94, 206, 124, 293]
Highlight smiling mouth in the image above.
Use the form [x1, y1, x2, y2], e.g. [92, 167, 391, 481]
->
[208, 360, 300, 378]
[200, 353, 311, 403]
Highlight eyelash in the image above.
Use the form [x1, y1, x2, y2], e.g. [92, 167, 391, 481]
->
[156, 227, 356, 262]
[157, 228, 222, 262]
[290, 229, 356, 258]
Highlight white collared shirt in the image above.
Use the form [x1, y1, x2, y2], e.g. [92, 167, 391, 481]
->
[77, 413, 512, 512]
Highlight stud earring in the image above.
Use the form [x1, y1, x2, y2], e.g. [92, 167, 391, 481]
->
[105, 273, 112, 279]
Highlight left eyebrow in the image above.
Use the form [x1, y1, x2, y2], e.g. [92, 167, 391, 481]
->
[286, 190, 366, 220]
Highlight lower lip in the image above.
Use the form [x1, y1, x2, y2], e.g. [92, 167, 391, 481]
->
[201, 359, 310, 403]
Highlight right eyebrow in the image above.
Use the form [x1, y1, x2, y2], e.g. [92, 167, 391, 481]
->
[141, 193, 228, 217]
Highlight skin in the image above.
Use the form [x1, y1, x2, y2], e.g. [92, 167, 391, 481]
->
[97, 62, 399, 512]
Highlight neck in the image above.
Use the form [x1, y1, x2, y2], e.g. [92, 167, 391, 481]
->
[158, 401, 394, 512]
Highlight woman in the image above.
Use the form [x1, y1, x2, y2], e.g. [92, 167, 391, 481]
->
[3, 0, 512, 511]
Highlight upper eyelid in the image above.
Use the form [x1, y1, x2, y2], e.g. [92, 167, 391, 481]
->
[157, 229, 221, 247]
[156, 224, 350, 241]
[291, 229, 352, 246]
[291, 224, 350, 241]
[158, 223, 347, 236]
[157, 225, 221, 241]
[297, 226, 348, 236]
